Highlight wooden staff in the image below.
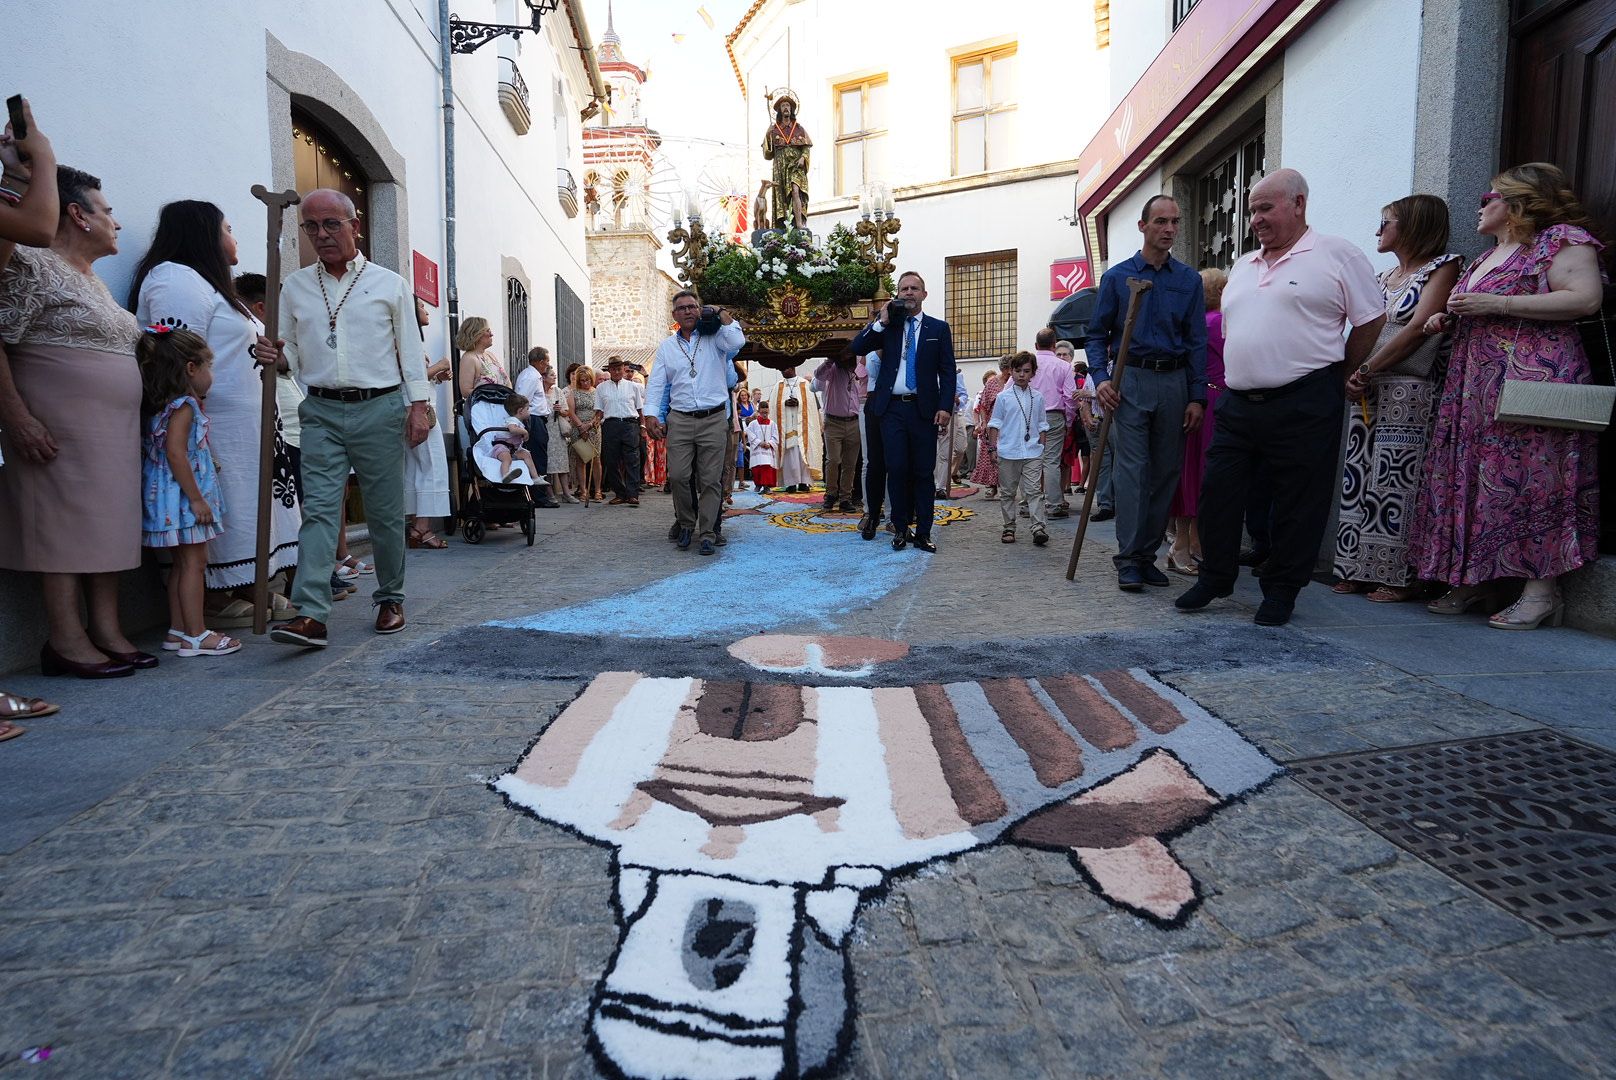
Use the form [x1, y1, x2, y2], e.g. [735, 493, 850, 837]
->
[1066, 277, 1153, 580]
[250, 184, 301, 635]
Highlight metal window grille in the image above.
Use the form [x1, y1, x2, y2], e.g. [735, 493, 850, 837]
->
[554, 274, 585, 376]
[945, 250, 1018, 359]
[1172, 0, 1200, 29]
[506, 277, 530, 377]
[1196, 128, 1265, 269]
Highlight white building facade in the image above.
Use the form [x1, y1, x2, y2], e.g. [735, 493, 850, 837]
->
[0, 0, 606, 671]
[726, 0, 1112, 387]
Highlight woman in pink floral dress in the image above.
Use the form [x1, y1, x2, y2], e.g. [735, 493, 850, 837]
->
[1407, 163, 1607, 630]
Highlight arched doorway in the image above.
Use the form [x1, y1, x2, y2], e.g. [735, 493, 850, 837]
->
[291, 108, 372, 267]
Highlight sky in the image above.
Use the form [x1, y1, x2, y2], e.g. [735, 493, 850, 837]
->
[580, 0, 755, 209]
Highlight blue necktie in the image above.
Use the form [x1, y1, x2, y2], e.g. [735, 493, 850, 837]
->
[902, 316, 918, 392]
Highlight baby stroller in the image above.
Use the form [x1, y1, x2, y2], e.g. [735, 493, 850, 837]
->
[456, 383, 541, 546]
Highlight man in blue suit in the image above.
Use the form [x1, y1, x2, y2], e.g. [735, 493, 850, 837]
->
[850, 271, 957, 552]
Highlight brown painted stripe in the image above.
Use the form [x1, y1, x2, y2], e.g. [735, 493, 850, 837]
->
[694, 680, 747, 738]
[1093, 671, 1187, 734]
[738, 683, 806, 742]
[1037, 675, 1138, 751]
[911, 683, 1007, 825]
[978, 678, 1085, 788]
[871, 688, 971, 840]
[514, 671, 642, 788]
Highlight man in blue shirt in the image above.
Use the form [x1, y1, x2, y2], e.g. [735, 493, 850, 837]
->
[645, 291, 745, 555]
[1085, 195, 1207, 592]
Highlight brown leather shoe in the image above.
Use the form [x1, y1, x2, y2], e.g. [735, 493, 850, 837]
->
[374, 601, 406, 635]
[270, 616, 328, 648]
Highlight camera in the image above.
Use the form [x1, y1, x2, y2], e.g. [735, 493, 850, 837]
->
[886, 299, 909, 325]
[696, 306, 722, 335]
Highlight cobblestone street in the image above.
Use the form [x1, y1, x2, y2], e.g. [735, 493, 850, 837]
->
[3, 489, 1616, 1079]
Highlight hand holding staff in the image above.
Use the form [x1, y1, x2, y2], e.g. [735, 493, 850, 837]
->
[1067, 277, 1153, 580]
[249, 184, 300, 635]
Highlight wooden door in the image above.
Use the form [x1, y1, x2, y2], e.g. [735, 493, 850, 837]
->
[291, 110, 372, 268]
[1505, 0, 1616, 552]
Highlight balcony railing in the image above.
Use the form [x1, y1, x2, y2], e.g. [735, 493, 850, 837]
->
[499, 57, 531, 135]
[557, 167, 579, 218]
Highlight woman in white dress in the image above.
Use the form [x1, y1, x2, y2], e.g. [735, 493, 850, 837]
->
[131, 201, 299, 624]
[406, 298, 452, 547]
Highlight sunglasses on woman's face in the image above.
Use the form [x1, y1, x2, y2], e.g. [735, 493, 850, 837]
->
[1480, 192, 1503, 209]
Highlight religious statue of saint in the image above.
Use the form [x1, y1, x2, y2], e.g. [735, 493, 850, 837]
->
[761, 90, 811, 230]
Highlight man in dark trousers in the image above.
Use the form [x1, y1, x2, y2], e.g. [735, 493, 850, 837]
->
[850, 271, 957, 553]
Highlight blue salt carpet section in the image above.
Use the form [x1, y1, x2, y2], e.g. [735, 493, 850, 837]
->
[489, 509, 912, 637]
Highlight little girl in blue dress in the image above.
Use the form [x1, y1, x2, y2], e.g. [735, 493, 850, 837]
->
[139, 326, 241, 657]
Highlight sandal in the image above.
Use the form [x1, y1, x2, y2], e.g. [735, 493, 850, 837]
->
[1488, 592, 1565, 631]
[1167, 555, 1200, 576]
[175, 630, 243, 657]
[1, 690, 58, 720]
[407, 525, 448, 550]
[163, 627, 186, 651]
[1427, 585, 1494, 615]
[338, 557, 374, 577]
[1002, 528, 1016, 544]
[1332, 580, 1371, 595]
[0, 720, 23, 742]
[1365, 585, 1417, 604]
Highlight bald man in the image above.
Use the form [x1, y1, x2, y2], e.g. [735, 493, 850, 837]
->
[1175, 169, 1384, 627]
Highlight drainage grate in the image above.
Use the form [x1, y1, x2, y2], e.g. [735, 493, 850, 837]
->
[1291, 729, 1616, 938]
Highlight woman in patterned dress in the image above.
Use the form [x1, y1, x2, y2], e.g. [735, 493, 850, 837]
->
[0, 166, 148, 677]
[567, 365, 603, 502]
[1407, 163, 1607, 630]
[970, 355, 1011, 494]
[1334, 195, 1462, 602]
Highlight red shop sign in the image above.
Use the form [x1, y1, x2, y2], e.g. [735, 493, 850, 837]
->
[413, 251, 440, 307]
[1050, 258, 1092, 300]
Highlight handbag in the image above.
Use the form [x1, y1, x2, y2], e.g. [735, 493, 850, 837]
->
[1494, 313, 1615, 433]
[568, 432, 598, 463]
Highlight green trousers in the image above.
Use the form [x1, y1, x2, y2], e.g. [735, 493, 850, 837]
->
[290, 392, 407, 623]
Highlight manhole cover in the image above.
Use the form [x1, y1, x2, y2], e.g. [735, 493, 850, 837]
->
[1291, 729, 1616, 937]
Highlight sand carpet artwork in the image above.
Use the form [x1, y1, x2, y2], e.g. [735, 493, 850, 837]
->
[492, 632, 1281, 1080]
[717, 488, 975, 533]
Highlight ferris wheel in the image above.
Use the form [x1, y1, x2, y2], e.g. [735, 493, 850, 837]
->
[651, 136, 751, 241]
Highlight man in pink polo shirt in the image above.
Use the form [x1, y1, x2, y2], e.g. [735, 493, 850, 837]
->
[1029, 326, 1077, 518]
[1176, 168, 1385, 627]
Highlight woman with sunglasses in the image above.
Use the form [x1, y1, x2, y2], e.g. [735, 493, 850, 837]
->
[1333, 194, 1461, 603]
[1407, 163, 1607, 630]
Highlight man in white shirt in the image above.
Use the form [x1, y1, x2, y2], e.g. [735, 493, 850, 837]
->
[597, 355, 645, 506]
[934, 371, 969, 498]
[270, 188, 432, 647]
[513, 345, 559, 508]
[645, 291, 745, 555]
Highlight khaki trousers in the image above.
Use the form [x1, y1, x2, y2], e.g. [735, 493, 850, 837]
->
[823, 415, 861, 502]
[999, 456, 1045, 531]
[667, 408, 729, 542]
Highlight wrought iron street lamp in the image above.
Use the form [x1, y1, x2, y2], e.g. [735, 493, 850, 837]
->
[449, 0, 561, 54]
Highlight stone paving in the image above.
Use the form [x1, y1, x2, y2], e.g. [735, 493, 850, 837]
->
[2, 488, 1615, 1079]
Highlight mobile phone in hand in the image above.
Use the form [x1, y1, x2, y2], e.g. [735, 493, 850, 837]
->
[6, 96, 26, 140]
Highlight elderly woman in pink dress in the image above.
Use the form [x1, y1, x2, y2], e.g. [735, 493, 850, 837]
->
[0, 166, 147, 678]
[1407, 163, 1607, 630]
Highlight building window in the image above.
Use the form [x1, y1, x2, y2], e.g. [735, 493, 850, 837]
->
[945, 250, 1018, 359]
[834, 76, 888, 196]
[555, 275, 586, 375]
[1172, 0, 1200, 28]
[953, 46, 1016, 176]
[506, 277, 530, 376]
[1195, 128, 1265, 270]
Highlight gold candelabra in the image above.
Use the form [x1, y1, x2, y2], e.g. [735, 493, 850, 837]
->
[855, 209, 900, 301]
[667, 214, 710, 287]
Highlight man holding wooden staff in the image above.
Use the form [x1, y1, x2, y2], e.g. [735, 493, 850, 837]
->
[1086, 195, 1207, 593]
[269, 189, 432, 647]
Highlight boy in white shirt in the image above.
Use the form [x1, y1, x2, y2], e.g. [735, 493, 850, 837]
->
[989, 351, 1050, 545]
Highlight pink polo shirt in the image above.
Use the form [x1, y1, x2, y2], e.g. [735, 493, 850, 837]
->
[1221, 228, 1383, 391]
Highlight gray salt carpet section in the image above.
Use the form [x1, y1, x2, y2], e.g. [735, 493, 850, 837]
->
[389, 624, 1357, 686]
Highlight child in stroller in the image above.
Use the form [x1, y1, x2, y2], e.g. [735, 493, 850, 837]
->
[489, 394, 540, 484]
[458, 383, 546, 545]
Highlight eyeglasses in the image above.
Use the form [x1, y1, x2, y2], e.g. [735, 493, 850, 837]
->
[1479, 192, 1503, 209]
[298, 218, 353, 236]
[1375, 218, 1395, 235]
[672, 304, 700, 313]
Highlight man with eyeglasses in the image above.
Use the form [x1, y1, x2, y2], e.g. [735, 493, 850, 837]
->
[270, 188, 432, 648]
[644, 291, 745, 555]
